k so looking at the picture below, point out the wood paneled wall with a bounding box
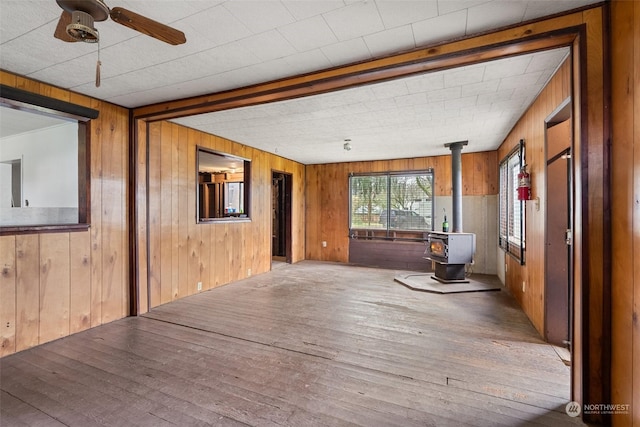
[0,71,129,357]
[611,0,640,425]
[305,151,498,263]
[497,59,572,336]
[142,121,305,310]
[497,6,612,418]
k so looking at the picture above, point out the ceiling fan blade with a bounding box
[109,7,186,45]
[54,11,78,42]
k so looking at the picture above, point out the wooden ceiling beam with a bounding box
[132,11,585,123]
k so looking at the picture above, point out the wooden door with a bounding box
[545,118,572,347]
[272,172,292,263]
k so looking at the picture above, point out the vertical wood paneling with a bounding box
[160,121,173,304]
[69,231,91,334]
[305,165,322,260]
[177,123,189,300]
[0,236,16,356]
[148,122,162,308]
[583,8,607,411]
[15,234,39,352]
[170,124,180,298]
[0,72,129,357]
[101,105,128,323]
[570,35,585,407]
[305,152,498,263]
[135,121,149,314]
[39,233,70,344]
[611,0,639,425]
[634,3,640,421]
[496,60,571,337]
[187,127,200,295]
[90,98,104,327]
[145,122,306,308]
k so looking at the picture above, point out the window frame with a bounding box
[0,85,96,235]
[196,146,251,223]
[499,139,526,263]
[349,169,434,239]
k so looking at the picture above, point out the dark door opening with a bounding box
[272,171,292,264]
[545,117,573,348]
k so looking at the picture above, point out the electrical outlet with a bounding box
[247,268,252,277]
[522,281,526,293]
[197,281,202,291]
[322,241,327,248]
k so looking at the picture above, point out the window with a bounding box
[197,147,250,221]
[0,85,96,233]
[349,170,434,233]
[499,140,525,262]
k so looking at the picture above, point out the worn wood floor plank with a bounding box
[1,261,583,426]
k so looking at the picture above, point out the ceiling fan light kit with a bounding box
[66,10,100,42]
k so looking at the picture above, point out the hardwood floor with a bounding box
[1,261,582,426]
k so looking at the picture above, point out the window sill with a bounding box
[0,223,90,236]
[198,217,251,224]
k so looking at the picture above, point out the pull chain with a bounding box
[95,38,101,87]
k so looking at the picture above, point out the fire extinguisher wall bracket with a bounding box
[517,164,532,201]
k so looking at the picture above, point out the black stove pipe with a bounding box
[444,141,468,233]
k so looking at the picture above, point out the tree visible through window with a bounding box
[499,141,525,262]
[349,171,434,233]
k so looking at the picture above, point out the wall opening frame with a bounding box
[0,85,98,235]
[196,146,251,222]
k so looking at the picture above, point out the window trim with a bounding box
[349,169,434,240]
[499,139,526,263]
[196,146,251,223]
[0,87,96,236]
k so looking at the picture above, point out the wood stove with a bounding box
[425,231,475,282]
[425,141,476,283]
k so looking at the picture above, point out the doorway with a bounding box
[272,171,292,264]
[545,113,573,349]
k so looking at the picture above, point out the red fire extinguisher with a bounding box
[517,165,532,201]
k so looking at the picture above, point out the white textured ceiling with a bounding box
[0,0,600,163]
[173,47,569,163]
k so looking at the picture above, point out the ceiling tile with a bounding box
[437,0,488,15]
[282,0,346,20]
[404,73,445,93]
[235,30,297,61]
[320,38,372,66]
[278,15,338,52]
[461,79,500,97]
[466,1,527,34]
[412,10,467,46]
[444,66,485,87]
[223,0,296,34]
[181,4,252,45]
[322,0,385,41]
[374,0,438,28]
[363,25,416,57]
[498,71,544,90]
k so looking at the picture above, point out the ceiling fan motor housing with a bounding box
[67,10,99,42]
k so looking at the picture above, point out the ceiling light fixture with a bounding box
[343,139,352,151]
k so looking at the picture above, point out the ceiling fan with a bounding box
[54,0,186,45]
